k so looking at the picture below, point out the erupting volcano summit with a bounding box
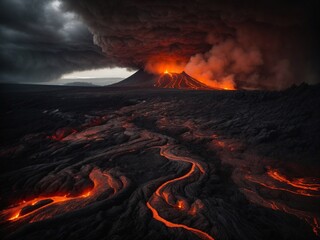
[113,69,214,90]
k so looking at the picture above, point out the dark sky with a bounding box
[0,0,319,89]
[0,0,115,83]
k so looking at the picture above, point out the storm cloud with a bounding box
[0,0,115,83]
[1,0,319,89]
[63,0,320,89]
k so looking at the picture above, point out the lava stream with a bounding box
[147,202,214,240]
[267,169,320,191]
[147,145,214,240]
[245,175,320,197]
[243,168,320,236]
[1,168,125,223]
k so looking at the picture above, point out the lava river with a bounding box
[147,144,214,240]
[0,168,128,223]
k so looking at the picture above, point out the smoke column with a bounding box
[64,0,320,90]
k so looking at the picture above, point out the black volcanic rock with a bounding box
[112,69,156,88]
[20,199,53,216]
[0,84,319,240]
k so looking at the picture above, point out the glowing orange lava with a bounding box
[245,175,320,197]
[2,169,126,223]
[145,54,186,75]
[144,53,236,90]
[267,169,320,191]
[243,167,320,236]
[147,145,214,240]
[147,202,214,240]
[155,71,212,90]
[6,190,92,222]
[184,69,236,90]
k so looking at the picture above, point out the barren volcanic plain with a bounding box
[0,83,319,240]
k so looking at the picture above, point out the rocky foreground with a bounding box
[0,84,319,240]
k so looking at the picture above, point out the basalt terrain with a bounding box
[0,83,319,240]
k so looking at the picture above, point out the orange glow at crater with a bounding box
[145,55,186,75]
[144,54,237,90]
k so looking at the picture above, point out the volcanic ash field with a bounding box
[0,84,320,240]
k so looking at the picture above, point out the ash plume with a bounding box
[64,0,320,90]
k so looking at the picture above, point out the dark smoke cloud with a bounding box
[64,0,320,90]
[0,0,116,83]
[1,0,319,88]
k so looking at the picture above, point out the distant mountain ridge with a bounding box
[64,82,98,87]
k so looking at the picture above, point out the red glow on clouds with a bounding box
[144,54,236,90]
[145,55,186,75]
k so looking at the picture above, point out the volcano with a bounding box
[112,69,213,90]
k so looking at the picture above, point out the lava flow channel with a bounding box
[243,167,320,236]
[1,168,126,223]
[146,144,215,240]
[267,169,320,192]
